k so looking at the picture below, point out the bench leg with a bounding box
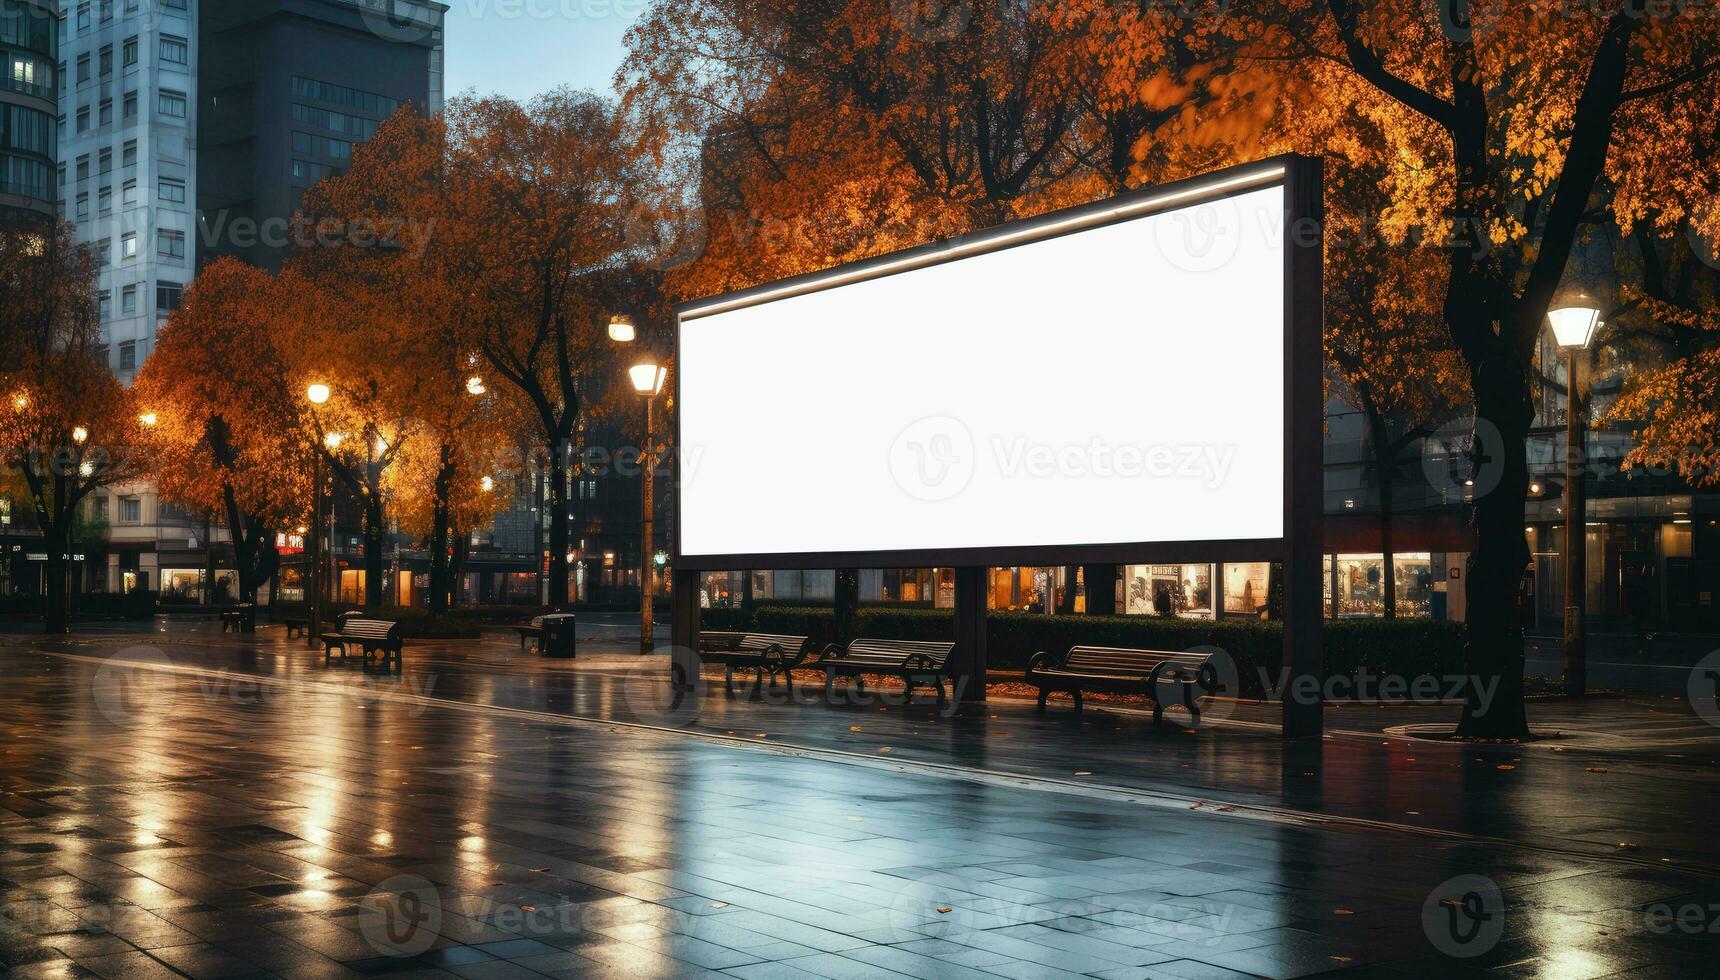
[1182,681,1200,726]
[824,670,836,699]
[902,678,915,703]
[1072,690,1084,712]
[1036,688,1048,710]
[935,679,946,705]
[783,669,794,694]
[723,666,734,695]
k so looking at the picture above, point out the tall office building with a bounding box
[1,0,57,221]
[54,0,444,599]
[199,0,445,270]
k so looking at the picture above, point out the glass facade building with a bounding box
[0,0,56,217]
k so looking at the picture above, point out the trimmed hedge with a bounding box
[723,606,1466,694]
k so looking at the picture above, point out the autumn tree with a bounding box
[1162,0,1720,737]
[0,218,141,632]
[1322,132,1468,617]
[132,259,310,604]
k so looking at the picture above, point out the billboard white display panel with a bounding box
[676,170,1291,566]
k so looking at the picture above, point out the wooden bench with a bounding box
[1026,645,1222,726]
[320,615,405,671]
[219,604,255,634]
[819,638,955,704]
[696,631,812,694]
[513,616,545,652]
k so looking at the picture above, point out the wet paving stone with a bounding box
[1,625,1718,977]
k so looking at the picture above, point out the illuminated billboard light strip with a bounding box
[679,163,1288,321]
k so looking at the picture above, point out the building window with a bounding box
[97,289,111,318]
[76,54,90,84]
[123,36,138,68]
[157,228,185,258]
[75,192,88,219]
[156,281,182,312]
[97,185,110,213]
[121,178,137,206]
[93,239,110,265]
[160,35,187,65]
[122,91,136,119]
[157,90,186,118]
[76,155,89,181]
[120,497,141,523]
[76,3,91,32]
[121,231,136,258]
[98,44,111,77]
[121,284,137,313]
[98,148,111,174]
[118,341,136,370]
[122,140,137,166]
[98,98,112,126]
[158,178,184,203]
[76,106,89,132]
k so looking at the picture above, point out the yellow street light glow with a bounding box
[608,315,636,343]
[480,475,495,492]
[71,425,88,444]
[630,363,668,396]
[1548,296,1602,350]
[139,412,158,427]
[306,383,331,405]
[11,394,26,411]
[465,376,487,396]
[324,432,345,449]
[79,461,94,477]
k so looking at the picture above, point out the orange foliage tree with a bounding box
[132,259,311,604]
[1111,0,1720,737]
[0,219,141,632]
[298,94,660,609]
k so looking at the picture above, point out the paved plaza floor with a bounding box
[1,619,1718,978]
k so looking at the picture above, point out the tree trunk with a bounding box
[547,442,570,609]
[429,500,451,615]
[834,569,860,645]
[449,532,469,608]
[42,521,69,634]
[1363,413,1398,619]
[1456,352,1534,740]
[428,451,454,614]
[362,494,385,610]
[1082,564,1116,616]
[223,485,277,604]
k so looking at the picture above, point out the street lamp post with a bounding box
[306,384,332,641]
[630,362,668,652]
[1548,299,1601,698]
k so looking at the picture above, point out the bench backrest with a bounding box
[529,616,545,628]
[342,618,399,641]
[1063,646,1210,675]
[740,632,809,655]
[698,630,747,651]
[842,638,954,667]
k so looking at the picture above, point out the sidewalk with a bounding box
[27,621,1720,871]
[3,623,1719,978]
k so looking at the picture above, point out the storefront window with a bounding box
[1223,562,1271,617]
[1124,564,1213,618]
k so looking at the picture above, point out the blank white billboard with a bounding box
[677,178,1288,562]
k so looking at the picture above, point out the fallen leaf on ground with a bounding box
[1586,767,1609,773]
[937,906,952,914]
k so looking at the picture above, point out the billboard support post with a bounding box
[1282,155,1325,739]
[952,566,988,702]
[670,568,701,692]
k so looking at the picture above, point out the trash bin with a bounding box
[540,613,577,659]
